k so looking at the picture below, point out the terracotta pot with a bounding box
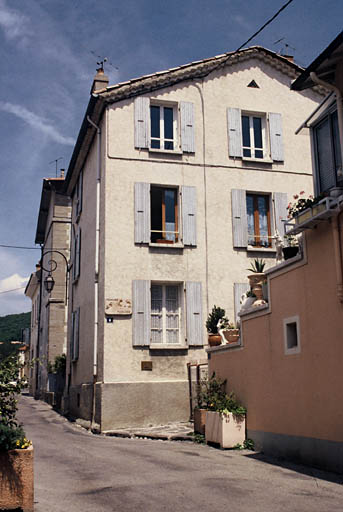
[247,273,266,306]
[194,408,206,435]
[0,445,34,512]
[208,334,222,346]
[225,329,240,343]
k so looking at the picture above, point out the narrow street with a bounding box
[18,394,343,512]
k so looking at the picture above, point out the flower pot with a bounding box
[247,273,266,307]
[282,246,299,260]
[295,208,312,224]
[194,408,206,435]
[224,329,240,343]
[205,411,245,448]
[208,334,222,346]
[0,445,34,512]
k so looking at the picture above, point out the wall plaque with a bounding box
[105,298,132,316]
[141,361,153,371]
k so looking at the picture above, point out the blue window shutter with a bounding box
[273,192,288,237]
[134,97,150,149]
[180,102,195,153]
[134,182,150,243]
[186,282,203,346]
[269,113,284,161]
[75,227,81,279]
[227,108,243,158]
[234,283,250,325]
[75,308,80,360]
[182,186,196,246]
[132,280,151,346]
[231,189,248,247]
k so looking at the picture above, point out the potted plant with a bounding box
[0,354,34,512]
[206,305,229,346]
[199,373,246,448]
[224,322,240,343]
[247,259,267,307]
[287,191,325,225]
[282,234,299,260]
[47,354,66,408]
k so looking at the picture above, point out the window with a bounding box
[227,108,284,162]
[283,316,300,355]
[134,183,196,246]
[150,105,176,150]
[71,308,80,361]
[73,227,81,280]
[231,189,288,249]
[75,170,83,218]
[151,284,181,344]
[314,109,342,194]
[134,97,195,153]
[242,114,265,159]
[151,186,178,243]
[246,194,271,247]
[132,280,203,347]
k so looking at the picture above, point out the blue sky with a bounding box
[0,0,342,315]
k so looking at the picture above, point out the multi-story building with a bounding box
[24,266,40,395]
[63,45,323,430]
[25,172,71,399]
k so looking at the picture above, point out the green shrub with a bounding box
[0,423,26,451]
[196,373,246,416]
[206,306,229,334]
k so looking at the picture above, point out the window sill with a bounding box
[242,156,273,164]
[149,344,188,350]
[148,148,183,155]
[149,242,184,249]
[247,246,276,253]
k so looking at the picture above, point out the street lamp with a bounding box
[40,250,70,304]
[44,272,55,293]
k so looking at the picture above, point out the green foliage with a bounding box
[53,354,66,375]
[243,438,255,450]
[0,423,25,451]
[196,373,246,416]
[206,306,229,334]
[187,432,206,444]
[0,354,27,428]
[247,258,266,273]
[0,312,30,359]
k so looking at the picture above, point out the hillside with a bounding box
[0,311,31,358]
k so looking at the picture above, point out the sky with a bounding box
[0,0,342,316]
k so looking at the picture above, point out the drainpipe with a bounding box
[310,73,343,303]
[86,114,101,425]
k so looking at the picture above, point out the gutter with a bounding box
[86,114,101,427]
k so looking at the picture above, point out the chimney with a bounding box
[35,263,41,271]
[91,66,109,94]
[60,169,65,179]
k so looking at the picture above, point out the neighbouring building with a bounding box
[209,32,343,473]
[63,45,323,430]
[25,172,71,400]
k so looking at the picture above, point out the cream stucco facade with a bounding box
[65,47,323,430]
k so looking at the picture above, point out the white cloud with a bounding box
[0,0,32,44]
[0,273,31,316]
[0,273,29,294]
[0,101,75,146]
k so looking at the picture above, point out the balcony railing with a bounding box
[285,196,339,236]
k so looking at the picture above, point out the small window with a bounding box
[246,194,271,247]
[242,114,266,159]
[75,170,83,218]
[283,316,300,355]
[150,105,177,150]
[151,186,178,243]
[151,284,181,345]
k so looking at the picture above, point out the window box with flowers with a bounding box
[286,191,338,235]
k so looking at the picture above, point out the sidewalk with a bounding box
[101,421,195,441]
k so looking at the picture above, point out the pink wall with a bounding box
[209,220,343,445]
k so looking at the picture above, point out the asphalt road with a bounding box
[17,394,343,512]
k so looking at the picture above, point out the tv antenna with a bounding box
[90,51,119,71]
[49,157,63,177]
[273,37,296,56]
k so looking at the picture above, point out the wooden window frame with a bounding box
[151,186,179,243]
[247,193,272,248]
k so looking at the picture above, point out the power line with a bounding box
[0,286,26,295]
[0,244,69,251]
[236,0,295,51]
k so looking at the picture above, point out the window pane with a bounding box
[246,195,255,245]
[242,116,251,148]
[332,112,342,183]
[255,149,263,159]
[151,285,162,343]
[166,329,178,344]
[151,187,163,242]
[150,106,160,138]
[258,196,269,247]
[164,107,173,138]
[316,118,335,192]
[253,117,263,149]
[151,139,160,149]
[165,189,176,241]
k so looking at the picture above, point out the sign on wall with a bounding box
[105,298,132,316]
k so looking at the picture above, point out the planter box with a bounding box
[194,408,206,435]
[205,411,245,448]
[0,445,34,512]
